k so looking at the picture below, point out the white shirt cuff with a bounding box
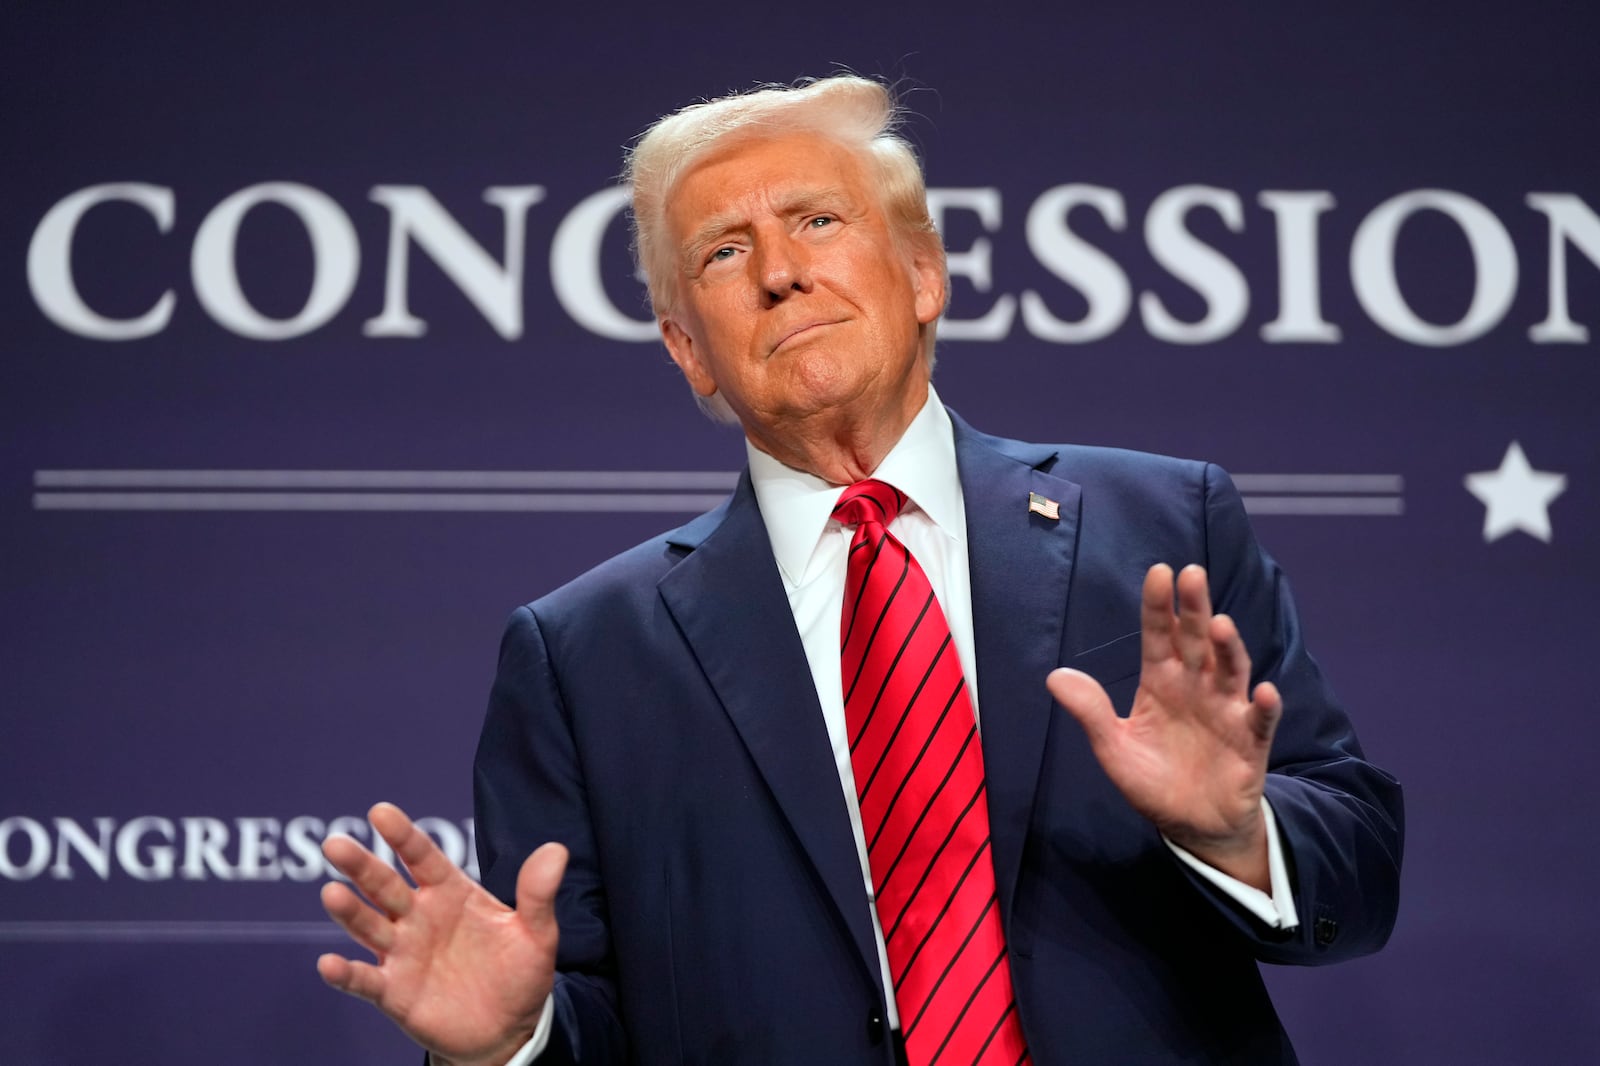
[502,996,555,1065]
[1164,796,1299,930]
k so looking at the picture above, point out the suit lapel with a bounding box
[952,414,1083,927]
[657,473,884,987]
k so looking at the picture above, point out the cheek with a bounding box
[864,273,925,343]
[697,291,758,344]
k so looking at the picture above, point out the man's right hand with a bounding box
[318,802,565,1066]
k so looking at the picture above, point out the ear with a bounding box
[908,240,947,326]
[659,316,718,398]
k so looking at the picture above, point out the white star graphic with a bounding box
[1464,441,1568,543]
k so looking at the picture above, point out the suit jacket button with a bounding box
[1314,916,1339,945]
[866,1007,885,1045]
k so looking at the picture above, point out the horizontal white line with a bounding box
[31,471,1406,516]
[1229,474,1403,493]
[33,491,1402,516]
[36,470,1402,494]
[1241,496,1404,515]
[33,492,734,512]
[0,921,340,943]
[35,469,741,491]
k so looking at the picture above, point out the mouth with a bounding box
[771,319,843,354]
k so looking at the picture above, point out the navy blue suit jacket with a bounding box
[473,413,1403,1065]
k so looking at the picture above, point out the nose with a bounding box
[755,230,812,305]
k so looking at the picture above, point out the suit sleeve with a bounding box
[1198,462,1405,964]
[473,605,629,1064]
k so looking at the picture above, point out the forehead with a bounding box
[667,131,874,234]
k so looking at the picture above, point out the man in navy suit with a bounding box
[318,76,1402,1065]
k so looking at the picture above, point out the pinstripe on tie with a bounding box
[834,479,1030,1066]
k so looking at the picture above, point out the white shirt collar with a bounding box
[747,386,966,587]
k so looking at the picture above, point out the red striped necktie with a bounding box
[833,479,1030,1066]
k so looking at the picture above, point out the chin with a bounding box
[784,369,876,419]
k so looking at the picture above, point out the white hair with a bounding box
[624,75,947,422]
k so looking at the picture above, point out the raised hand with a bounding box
[1047,563,1282,888]
[318,803,565,1066]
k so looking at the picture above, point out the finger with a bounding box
[369,802,460,890]
[317,952,388,1004]
[322,832,414,919]
[1174,565,1213,671]
[1047,667,1117,754]
[516,842,570,942]
[1140,563,1176,664]
[1208,613,1251,697]
[320,880,394,956]
[1247,681,1284,744]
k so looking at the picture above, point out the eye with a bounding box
[808,215,836,229]
[708,246,736,263]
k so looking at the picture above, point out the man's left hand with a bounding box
[1047,563,1282,889]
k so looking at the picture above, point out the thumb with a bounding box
[515,842,569,941]
[1047,667,1117,749]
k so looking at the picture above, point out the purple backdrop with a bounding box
[3,6,1596,1063]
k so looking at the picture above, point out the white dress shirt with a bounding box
[502,386,1295,1064]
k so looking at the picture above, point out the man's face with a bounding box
[658,132,944,459]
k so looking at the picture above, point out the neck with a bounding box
[745,384,928,485]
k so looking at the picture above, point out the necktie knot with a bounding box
[831,479,907,530]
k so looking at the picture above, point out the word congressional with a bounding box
[0,813,477,882]
[27,181,1599,346]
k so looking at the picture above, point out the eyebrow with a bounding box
[683,212,748,266]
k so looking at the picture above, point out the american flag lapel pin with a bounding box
[1028,491,1060,520]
